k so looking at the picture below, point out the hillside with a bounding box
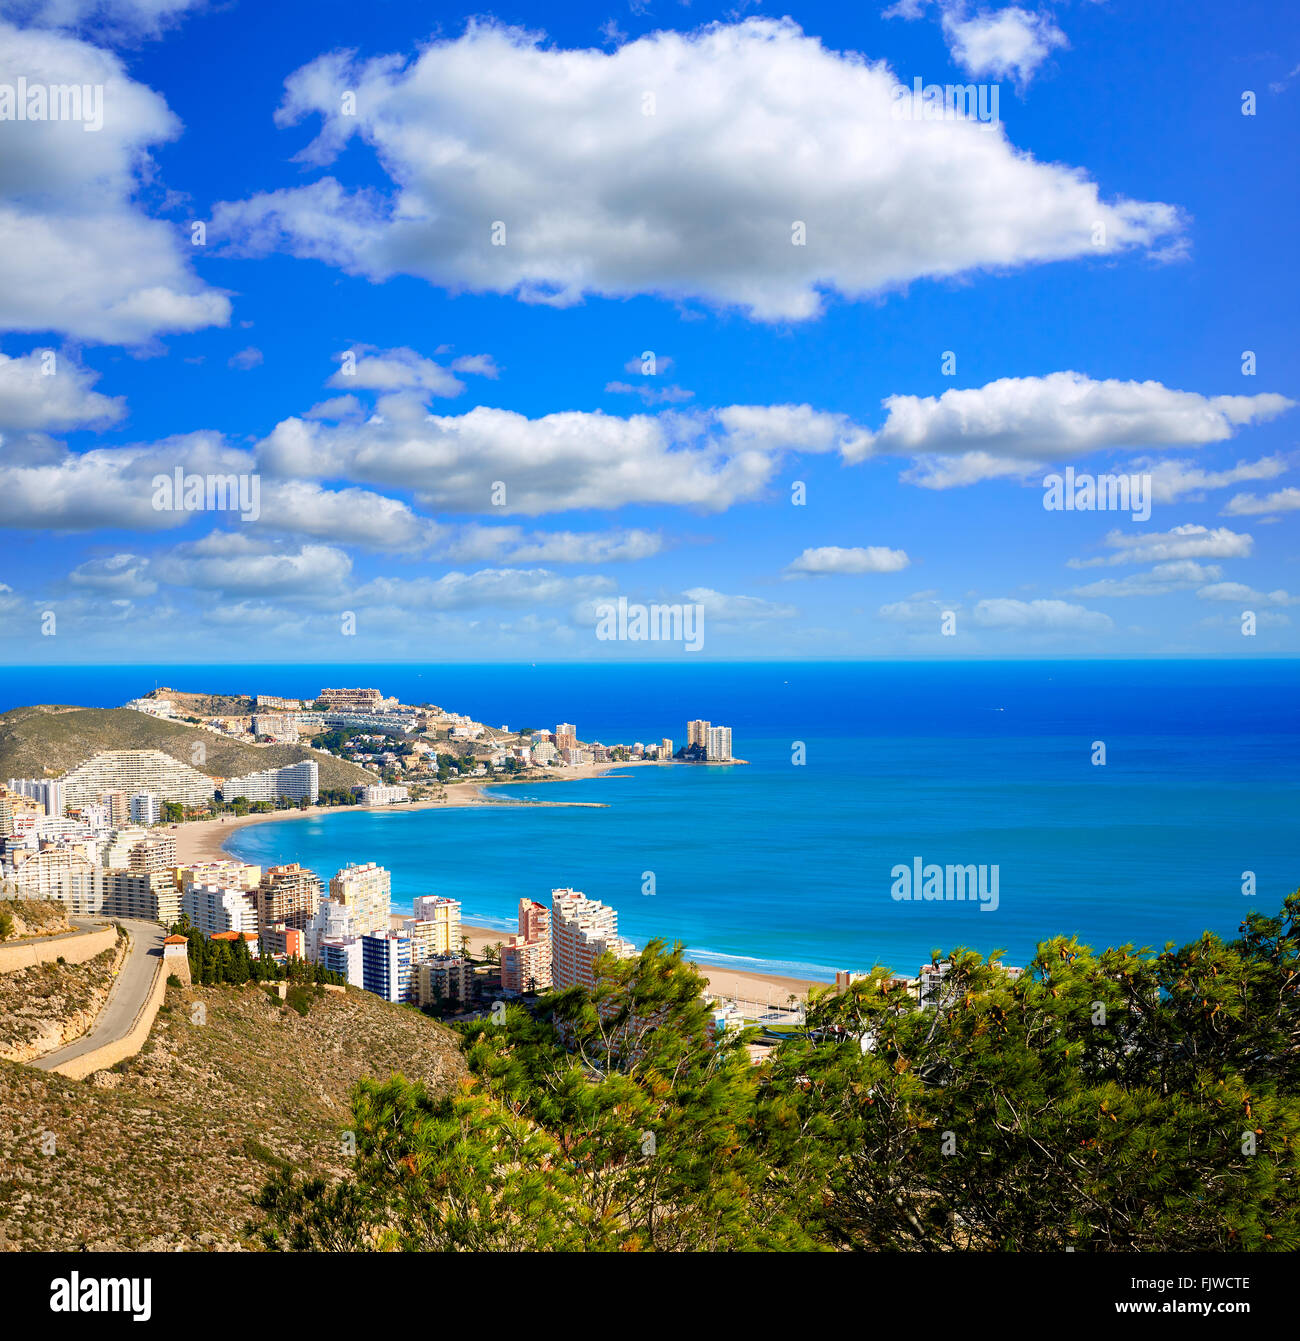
[0,704,373,792]
[0,980,466,1249]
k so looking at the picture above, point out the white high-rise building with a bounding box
[222,759,318,804]
[130,791,161,826]
[6,778,67,817]
[182,883,260,938]
[705,725,733,761]
[58,750,215,809]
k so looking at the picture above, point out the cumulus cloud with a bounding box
[153,533,353,596]
[0,22,229,342]
[327,345,472,398]
[1222,486,1300,517]
[0,349,124,430]
[211,19,1180,322]
[941,6,1067,86]
[257,397,850,515]
[858,373,1294,482]
[354,568,615,612]
[1067,523,1254,569]
[786,545,911,575]
[0,433,252,530]
[447,526,663,564]
[254,480,443,552]
[886,1,1068,87]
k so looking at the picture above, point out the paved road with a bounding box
[32,919,166,1072]
[5,916,105,948]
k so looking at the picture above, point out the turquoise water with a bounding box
[202,660,1300,982]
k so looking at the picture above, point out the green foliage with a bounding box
[758,891,1300,1251]
[253,895,1300,1253]
[184,928,345,989]
[0,909,15,941]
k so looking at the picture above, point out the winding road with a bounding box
[31,919,166,1073]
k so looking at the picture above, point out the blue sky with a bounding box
[0,0,1297,662]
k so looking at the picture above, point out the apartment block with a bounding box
[182,883,259,938]
[705,726,733,761]
[687,720,710,748]
[222,759,318,804]
[500,897,552,993]
[329,861,391,937]
[362,931,412,1003]
[319,936,363,986]
[416,955,475,1008]
[411,894,462,955]
[257,862,324,933]
[550,887,637,990]
[129,791,161,826]
[6,848,103,914]
[105,870,181,925]
[59,749,215,810]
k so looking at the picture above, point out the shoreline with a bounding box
[167,761,821,1005]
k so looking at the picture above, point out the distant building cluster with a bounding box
[686,720,734,760]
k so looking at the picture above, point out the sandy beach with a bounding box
[168,764,820,1006]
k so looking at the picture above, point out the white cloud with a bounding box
[0,349,124,430]
[879,594,951,624]
[941,6,1068,86]
[1131,454,1289,503]
[211,19,1180,322]
[1068,523,1254,568]
[971,597,1112,633]
[0,0,206,41]
[228,347,263,371]
[886,1,1068,88]
[327,345,469,398]
[257,398,835,515]
[1068,561,1223,599]
[255,480,443,552]
[67,552,156,595]
[447,526,663,564]
[682,587,798,621]
[0,22,230,343]
[354,568,615,612]
[786,545,911,575]
[1196,582,1296,606]
[154,533,353,596]
[0,434,252,531]
[1222,486,1300,516]
[856,373,1294,480]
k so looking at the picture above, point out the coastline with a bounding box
[167,762,819,1006]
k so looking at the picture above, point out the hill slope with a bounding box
[0,704,372,792]
[0,981,466,1249]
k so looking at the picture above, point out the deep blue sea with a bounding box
[2,661,1297,982]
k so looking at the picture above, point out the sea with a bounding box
[2,660,1297,983]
